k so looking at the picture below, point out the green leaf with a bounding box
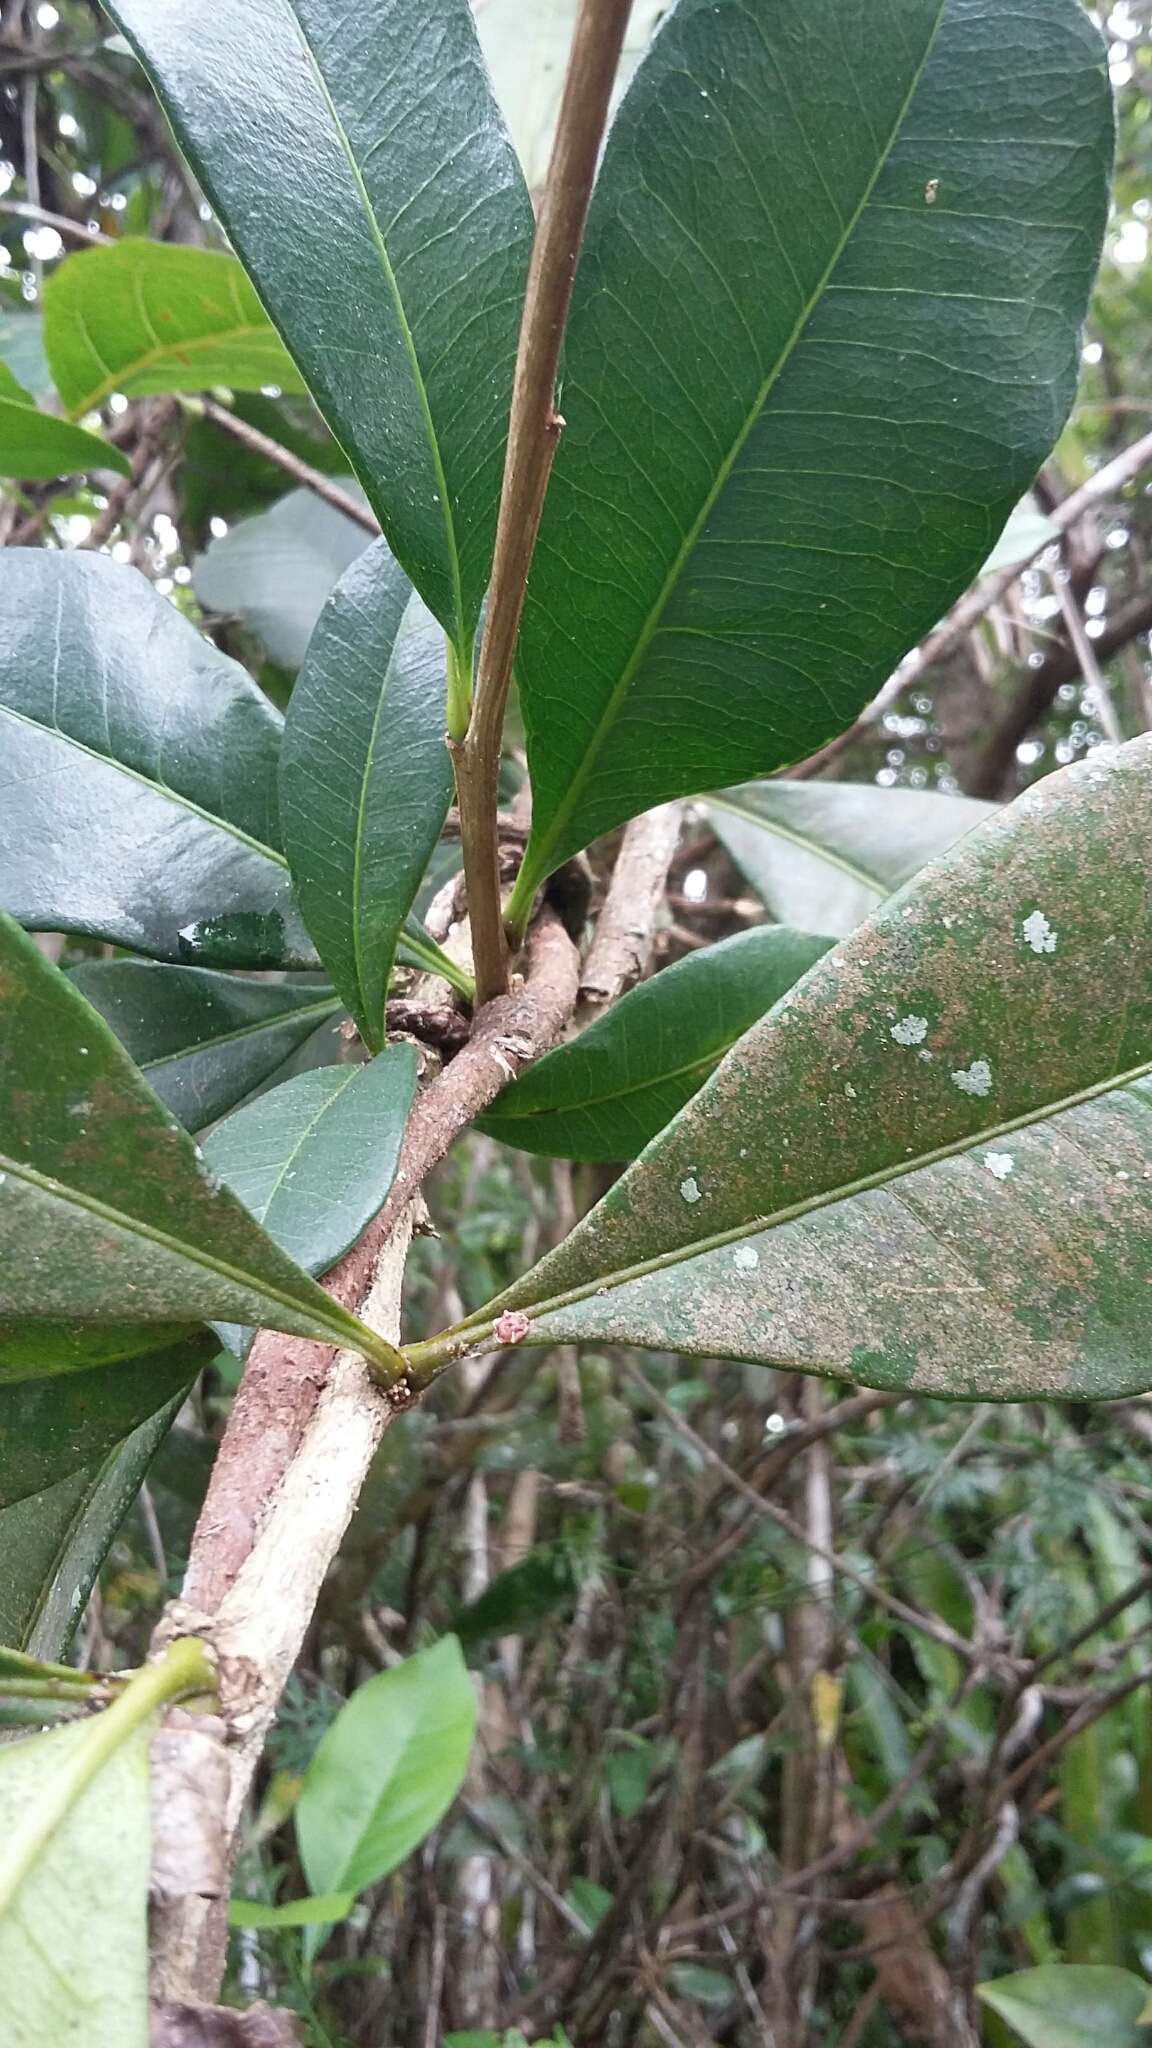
[0,1334,211,1510]
[478,927,832,1160]
[0,1639,210,2047]
[280,542,456,1051]
[708,782,997,938]
[228,1890,356,1930]
[507,0,1112,913]
[605,1739,659,1820]
[106,0,533,648]
[0,309,51,399]
[0,1714,151,2044]
[296,1637,475,1911]
[453,1543,578,1645]
[43,240,304,417]
[0,913,403,1379]
[981,494,1060,576]
[0,361,131,480]
[67,962,341,1131]
[0,1400,181,1659]
[452,740,1152,1403]
[977,1966,1152,2047]
[566,1879,614,1933]
[0,549,311,966]
[202,1048,417,1277]
[0,1317,189,1384]
[191,483,370,671]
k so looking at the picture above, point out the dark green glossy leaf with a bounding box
[708,782,997,938]
[43,240,304,416]
[0,914,403,1378]
[0,1335,212,1510]
[478,927,832,1160]
[0,1399,180,1659]
[508,0,1112,912]
[296,1638,475,1905]
[977,1966,1152,2048]
[192,483,370,671]
[453,741,1152,1402]
[281,542,456,1050]
[68,961,341,1130]
[0,550,312,966]
[0,1319,186,1383]
[203,1047,417,1276]
[0,361,130,481]
[106,0,533,650]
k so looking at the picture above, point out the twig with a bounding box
[182,909,579,1618]
[626,1364,976,1664]
[576,803,684,1022]
[192,398,380,535]
[149,913,578,2004]
[454,0,635,1003]
[0,197,110,245]
[790,426,1152,779]
[1053,564,1124,742]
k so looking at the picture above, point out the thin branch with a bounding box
[192,398,380,534]
[454,0,635,1004]
[1053,562,1124,743]
[790,426,1152,779]
[625,1364,976,1664]
[0,197,110,245]
[150,917,579,2003]
[576,802,684,1023]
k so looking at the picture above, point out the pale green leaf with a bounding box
[977,1965,1152,2047]
[191,483,370,671]
[43,240,304,417]
[708,781,997,938]
[297,1638,476,1904]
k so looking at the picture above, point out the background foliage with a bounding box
[1,1,1151,2044]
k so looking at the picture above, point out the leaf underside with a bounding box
[474,740,1152,1403]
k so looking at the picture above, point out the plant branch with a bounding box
[149,911,579,2003]
[454,0,635,1005]
[576,801,684,1023]
[190,399,381,534]
[790,426,1152,780]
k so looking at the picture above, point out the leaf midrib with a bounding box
[142,995,340,1073]
[217,1068,359,1238]
[0,1148,355,1346]
[488,1049,724,1128]
[281,0,465,646]
[519,5,949,895]
[0,701,286,869]
[707,794,887,901]
[460,1058,1152,1338]
[66,319,291,419]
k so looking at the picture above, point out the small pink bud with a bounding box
[493,1310,532,1345]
